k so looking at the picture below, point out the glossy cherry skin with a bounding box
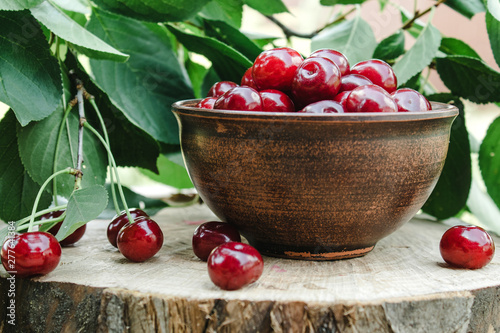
[117,216,164,262]
[299,100,345,113]
[440,225,495,269]
[339,74,372,93]
[260,89,295,112]
[192,221,241,261]
[207,81,239,98]
[391,88,432,112]
[214,86,263,111]
[40,210,86,246]
[107,208,149,247]
[291,57,341,109]
[334,90,351,109]
[345,85,398,113]
[241,67,259,90]
[252,47,303,92]
[196,97,217,109]
[350,59,397,93]
[1,232,62,278]
[207,242,264,290]
[309,49,350,75]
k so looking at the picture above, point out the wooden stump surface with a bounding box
[1,204,499,333]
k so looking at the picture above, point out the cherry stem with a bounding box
[53,102,75,206]
[87,97,121,215]
[28,168,74,233]
[15,204,67,229]
[17,214,66,232]
[82,122,134,224]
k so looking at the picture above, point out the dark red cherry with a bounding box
[1,232,62,278]
[241,67,259,90]
[309,49,350,75]
[345,85,398,113]
[107,208,148,247]
[117,216,164,262]
[440,225,495,269]
[299,100,345,113]
[192,221,241,261]
[339,74,372,93]
[196,97,217,109]
[40,210,86,246]
[334,90,351,109]
[260,89,295,112]
[207,81,239,98]
[252,47,303,92]
[214,86,263,111]
[207,242,264,290]
[391,88,432,112]
[350,59,397,93]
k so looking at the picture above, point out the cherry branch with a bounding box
[72,72,85,190]
[401,0,447,30]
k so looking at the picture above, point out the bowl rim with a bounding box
[172,99,459,122]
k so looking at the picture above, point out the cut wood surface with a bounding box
[1,204,499,332]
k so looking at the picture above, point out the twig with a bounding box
[401,0,447,30]
[72,72,85,190]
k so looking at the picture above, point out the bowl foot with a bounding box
[254,244,375,261]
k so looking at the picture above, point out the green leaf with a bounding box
[0,0,43,10]
[393,18,441,85]
[140,154,193,189]
[200,0,243,28]
[486,11,500,68]
[51,0,90,14]
[439,37,481,58]
[320,0,366,5]
[445,0,485,19]
[311,11,377,65]
[488,0,500,21]
[91,0,211,22]
[87,8,194,145]
[0,111,51,222]
[17,106,108,198]
[55,185,108,241]
[422,94,471,219]
[436,55,500,104]
[30,1,128,62]
[0,10,62,126]
[186,58,209,99]
[244,0,288,15]
[372,30,405,60]
[100,184,169,219]
[479,115,500,211]
[167,23,252,83]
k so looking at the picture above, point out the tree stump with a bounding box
[1,204,499,332]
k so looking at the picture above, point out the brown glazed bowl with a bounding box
[172,100,458,260]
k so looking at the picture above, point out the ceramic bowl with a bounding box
[172,100,458,260]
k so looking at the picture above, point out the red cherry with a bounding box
[207,81,239,98]
[260,89,295,112]
[391,88,432,112]
[339,74,372,93]
[334,90,351,109]
[299,100,345,113]
[309,48,350,75]
[440,225,495,269]
[117,216,164,262]
[40,210,86,246]
[350,59,397,93]
[345,85,398,113]
[207,242,264,290]
[192,221,241,261]
[196,97,217,109]
[252,47,303,92]
[107,208,148,247]
[291,57,341,109]
[1,232,62,278]
[241,67,259,90]
[214,86,263,111]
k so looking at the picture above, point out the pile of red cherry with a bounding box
[197,47,432,113]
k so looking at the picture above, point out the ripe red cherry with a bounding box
[196,97,217,109]
[214,86,263,111]
[260,89,295,112]
[339,74,372,93]
[207,81,239,98]
[1,232,62,278]
[241,67,259,90]
[192,221,241,261]
[107,208,148,247]
[40,210,86,246]
[345,85,398,113]
[440,225,495,269]
[309,49,350,75]
[117,216,164,262]
[299,100,345,113]
[334,90,351,109]
[252,47,303,92]
[207,242,264,290]
[350,59,397,93]
[291,57,341,109]
[391,88,432,112]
